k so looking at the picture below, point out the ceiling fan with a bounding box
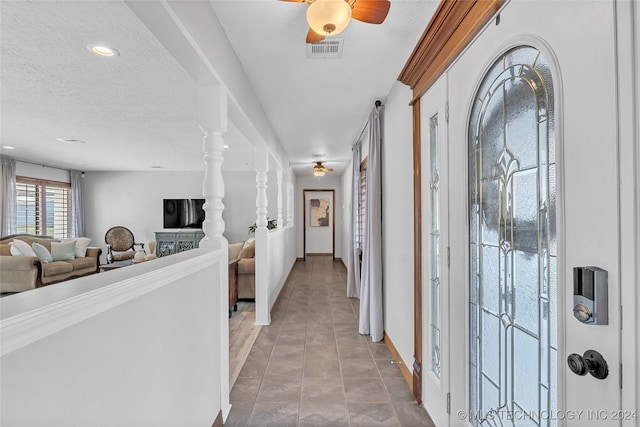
[280,0,391,44]
[311,161,334,176]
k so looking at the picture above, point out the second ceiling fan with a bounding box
[281,0,391,44]
[311,161,334,176]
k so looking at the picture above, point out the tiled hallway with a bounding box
[225,256,435,426]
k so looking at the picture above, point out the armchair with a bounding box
[104,226,143,264]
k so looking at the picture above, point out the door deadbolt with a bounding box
[567,350,608,379]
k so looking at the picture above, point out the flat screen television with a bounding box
[163,199,205,229]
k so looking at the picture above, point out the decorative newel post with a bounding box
[256,170,268,229]
[255,148,270,325]
[201,129,225,244]
[276,169,283,229]
[287,183,294,226]
[198,84,228,249]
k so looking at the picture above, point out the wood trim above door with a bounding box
[303,189,336,261]
[398,0,504,102]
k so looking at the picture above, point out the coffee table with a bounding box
[100,259,133,272]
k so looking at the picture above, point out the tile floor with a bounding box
[225,255,435,427]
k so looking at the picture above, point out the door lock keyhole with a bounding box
[567,350,608,379]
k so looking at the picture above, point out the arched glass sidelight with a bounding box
[468,46,556,426]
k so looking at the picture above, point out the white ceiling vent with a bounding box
[307,38,344,59]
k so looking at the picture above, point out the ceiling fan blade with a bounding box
[306,29,325,44]
[279,0,306,2]
[326,168,334,172]
[351,0,391,25]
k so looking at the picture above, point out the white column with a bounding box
[201,130,225,242]
[198,84,228,248]
[255,147,271,325]
[276,169,283,229]
[197,84,231,421]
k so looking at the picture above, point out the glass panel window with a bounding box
[429,113,442,378]
[16,177,71,238]
[468,46,556,427]
[357,158,367,253]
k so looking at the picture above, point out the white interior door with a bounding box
[445,1,623,426]
[420,74,450,426]
[305,191,333,255]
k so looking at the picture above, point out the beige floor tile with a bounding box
[228,256,434,426]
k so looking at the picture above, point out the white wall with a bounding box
[222,170,256,244]
[295,174,342,260]
[380,82,415,369]
[83,171,204,261]
[1,250,222,426]
[15,161,70,183]
[304,190,334,254]
[267,226,296,309]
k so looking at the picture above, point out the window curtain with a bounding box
[346,142,361,298]
[70,170,84,238]
[359,103,384,342]
[1,156,17,237]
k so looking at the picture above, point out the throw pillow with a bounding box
[51,240,77,261]
[238,240,255,259]
[242,237,255,249]
[32,242,54,263]
[9,239,38,257]
[63,237,91,257]
[75,237,91,257]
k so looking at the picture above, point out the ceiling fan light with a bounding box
[307,0,352,37]
[314,170,325,176]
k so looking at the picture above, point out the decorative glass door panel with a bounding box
[430,113,442,379]
[468,46,556,426]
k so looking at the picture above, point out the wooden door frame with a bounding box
[302,189,336,261]
[398,0,504,404]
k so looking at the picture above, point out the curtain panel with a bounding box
[359,104,384,342]
[1,156,17,237]
[69,170,84,238]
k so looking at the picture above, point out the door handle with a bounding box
[567,350,608,379]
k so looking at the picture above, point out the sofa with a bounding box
[228,238,255,300]
[0,234,102,293]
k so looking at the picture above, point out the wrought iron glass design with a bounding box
[429,113,442,378]
[468,46,556,426]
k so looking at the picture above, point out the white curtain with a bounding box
[346,142,361,298]
[1,156,17,237]
[70,170,84,238]
[359,104,384,342]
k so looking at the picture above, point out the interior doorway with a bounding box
[302,189,335,261]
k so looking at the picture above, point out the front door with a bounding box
[444,1,623,425]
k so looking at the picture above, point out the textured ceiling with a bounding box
[1,0,436,174]
[0,0,253,172]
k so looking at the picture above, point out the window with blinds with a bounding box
[16,177,71,238]
[356,157,368,252]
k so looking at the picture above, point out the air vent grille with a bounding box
[307,38,343,59]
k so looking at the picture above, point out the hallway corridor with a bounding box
[225,256,435,426]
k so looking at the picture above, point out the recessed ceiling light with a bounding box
[243,162,253,166]
[224,144,230,149]
[2,146,16,150]
[87,44,119,57]
[56,138,86,144]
